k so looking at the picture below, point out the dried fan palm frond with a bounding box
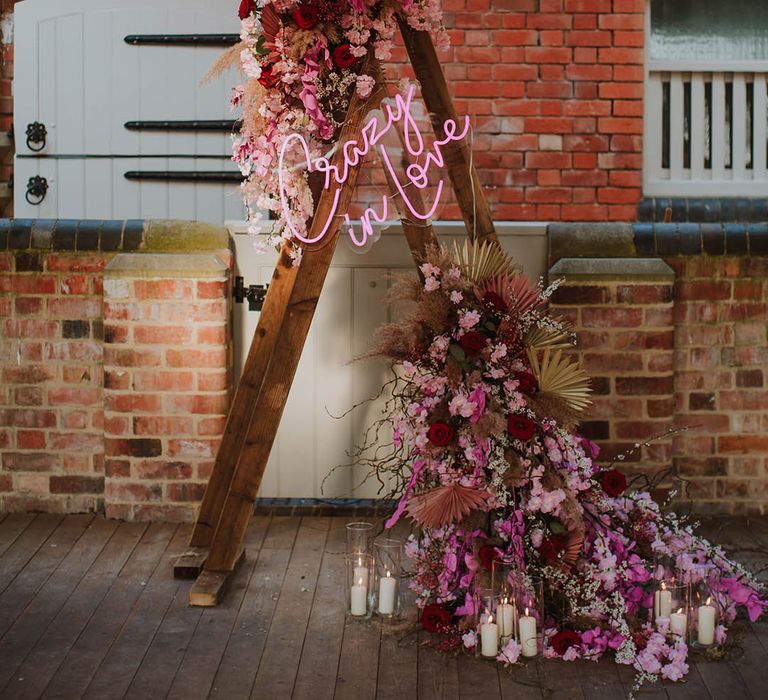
[526,393,581,432]
[524,321,574,350]
[508,273,544,315]
[407,483,490,529]
[261,3,282,44]
[452,240,519,283]
[527,348,592,412]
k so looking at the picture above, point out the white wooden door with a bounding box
[230,223,548,499]
[14,0,244,223]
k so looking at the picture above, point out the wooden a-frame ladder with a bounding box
[175,20,499,606]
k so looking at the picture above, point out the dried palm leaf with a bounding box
[476,273,542,315]
[451,240,519,283]
[527,348,592,412]
[524,322,573,350]
[261,3,282,44]
[407,483,490,529]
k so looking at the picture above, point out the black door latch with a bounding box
[26,122,47,152]
[25,176,48,205]
[233,276,269,311]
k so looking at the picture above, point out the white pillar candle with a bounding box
[497,599,516,640]
[670,608,687,638]
[519,608,538,657]
[350,576,368,616]
[654,583,672,620]
[697,598,715,645]
[378,571,397,615]
[480,614,499,657]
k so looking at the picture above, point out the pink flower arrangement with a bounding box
[362,243,766,690]
[231,1,447,255]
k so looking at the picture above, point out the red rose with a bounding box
[292,5,319,30]
[507,414,536,441]
[478,545,497,572]
[258,64,280,89]
[458,331,487,357]
[483,290,508,313]
[514,371,537,395]
[600,468,627,498]
[238,0,255,20]
[427,422,455,447]
[332,44,358,69]
[421,603,452,633]
[539,534,566,563]
[551,629,581,656]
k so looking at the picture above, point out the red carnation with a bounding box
[514,371,537,395]
[600,469,627,498]
[478,545,497,572]
[551,629,581,656]
[539,534,566,563]
[421,603,452,633]
[292,4,320,30]
[258,64,280,89]
[507,414,536,441]
[332,44,358,69]
[427,422,455,447]
[458,331,487,357]
[238,0,255,20]
[483,290,508,313]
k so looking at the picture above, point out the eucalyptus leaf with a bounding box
[549,520,566,535]
[449,344,466,362]
[255,35,269,56]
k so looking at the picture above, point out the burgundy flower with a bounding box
[551,629,581,656]
[600,469,627,498]
[258,64,280,89]
[332,44,358,69]
[507,414,536,441]
[539,534,566,563]
[292,4,320,30]
[458,331,487,357]
[421,603,452,633]
[483,290,508,313]
[427,422,455,447]
[478,545,497,572]
[514,371,537,395]
[238,0,255,20]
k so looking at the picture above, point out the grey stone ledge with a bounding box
[104,253,229,278]
[549,257,675,281]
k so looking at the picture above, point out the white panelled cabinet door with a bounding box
[14,0,244,223]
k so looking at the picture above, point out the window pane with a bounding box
[651,0,768,62]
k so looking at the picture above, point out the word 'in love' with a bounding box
[278,85,470,248]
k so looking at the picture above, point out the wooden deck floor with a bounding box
[0,513,766,700]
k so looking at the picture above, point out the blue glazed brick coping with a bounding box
[637,197,768,223]
[254,497,397,517]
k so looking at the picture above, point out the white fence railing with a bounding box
[644,69,768,196]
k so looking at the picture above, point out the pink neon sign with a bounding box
[278,84,470,248]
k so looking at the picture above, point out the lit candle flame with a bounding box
[706,596,712,606]
[357,577,363,586]
[661,581,667,591]
[502,597,508,605]
[386,570,391,578]
[675,608,683,615]
[489,615,494,624]
[525,607,529,616]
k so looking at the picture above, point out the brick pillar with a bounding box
[550,257,675,483]
[103,253,230,521]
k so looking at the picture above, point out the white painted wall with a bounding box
[230,222,548,499]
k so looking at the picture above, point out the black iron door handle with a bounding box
[25,176,48,205]
[25,122,47,152]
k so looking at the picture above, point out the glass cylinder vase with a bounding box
[346,553,373,619]
[346,521,374,556]
[476,588,499,658]
[513,575,544,658]
[492,556,519,644]
[653,578,690,638]
[374,538,402,618]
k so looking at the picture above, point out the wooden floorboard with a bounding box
[39,523,177,700]
[2,521,146,700]
[0,516,113,694]
[0,514,766,700]
[165,517,272,700]
[249,517,330,699]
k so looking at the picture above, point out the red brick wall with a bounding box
[551,254,768,515]
[0,245,232,521]
[356,0,645,221]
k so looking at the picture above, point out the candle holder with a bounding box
[476,588,499,658]
[491,556,519,644]
[691,582,720,648]
[346,521,374,556]
[652,578,690,638]
[346,553,373,619]
[373,538,402,619]
[513,574,544,658]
